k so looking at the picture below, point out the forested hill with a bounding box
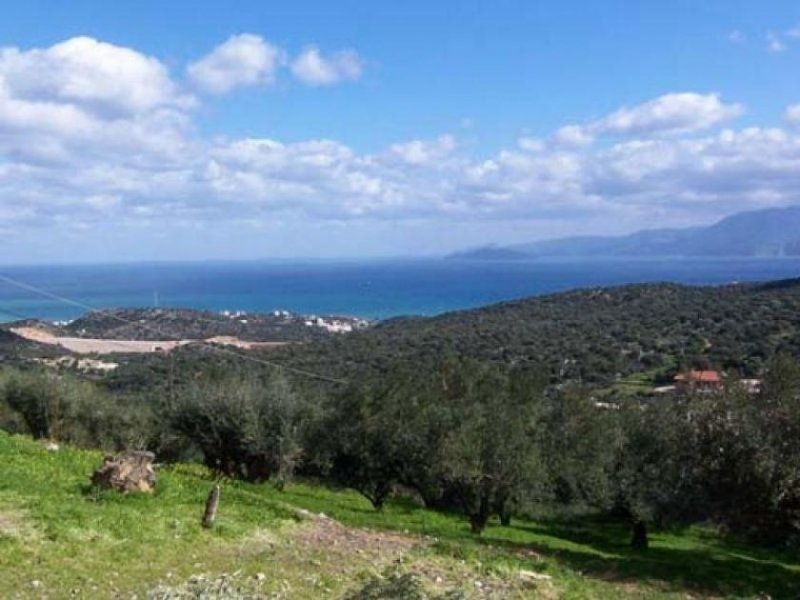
[278,278,800,385]
[62,307,367,342]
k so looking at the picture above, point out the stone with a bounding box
[90,451,156,493]
[519,570,552,582]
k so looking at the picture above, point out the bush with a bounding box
[0,368,152,450]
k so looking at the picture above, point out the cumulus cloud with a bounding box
[290,46,363,86]
[0,39,797,249]
[0,36,189,116]
[593,92,743,138]
[547,93,742,150]
[0,37,193,166]
[187,34,284,94]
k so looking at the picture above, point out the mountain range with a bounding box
[449,206,800,260]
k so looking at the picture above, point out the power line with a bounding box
[0,272,348,385]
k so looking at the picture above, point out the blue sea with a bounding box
[0,258,799,323]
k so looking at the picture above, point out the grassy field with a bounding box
[1,431,798,599]
[606,356,678,397]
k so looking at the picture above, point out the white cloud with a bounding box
[786,104,800,125]
[290,46,363,86]
[0,37,193,166]
[767,31,787,53]
[187,34,284,94]
[546,94,742,150]
[517,137,545,152]
[388,135,456,165]
[0,38,798,254]
[0,36,189,116]
[552,125,595,148]
[590,92,744,137]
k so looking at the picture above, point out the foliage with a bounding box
[275,280,800,388]
[169,371,317,483]
[541,385,621,510]
[612,355,800,547]
[0,368,152,449]
[430,360,547,533]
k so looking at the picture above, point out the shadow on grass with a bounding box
[487,518,800,598]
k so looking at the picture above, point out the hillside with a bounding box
[64,307,370,342]
[1,431,797,599]
[451,205,800,259]
[275,279,800,385]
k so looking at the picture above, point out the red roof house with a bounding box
[674,370,722,392]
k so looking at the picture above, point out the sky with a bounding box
[2,0,800,263]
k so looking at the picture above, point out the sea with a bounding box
[1,258,799,323]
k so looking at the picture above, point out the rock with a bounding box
[90,451,156,493]
[43,441,59,452]
[519,569,552,582]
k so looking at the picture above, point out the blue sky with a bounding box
[1,0,800,262]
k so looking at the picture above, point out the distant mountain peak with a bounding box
[448,206,800,260]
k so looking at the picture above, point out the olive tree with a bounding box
[170,371,313,483]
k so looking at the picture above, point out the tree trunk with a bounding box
[368,482,390,510]
[470,511,489,534]
[499,511,512,527]
[630,520,648,550]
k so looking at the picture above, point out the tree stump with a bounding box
[202,484,220,528]
[90,451,156,493]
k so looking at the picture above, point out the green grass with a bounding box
[1,431,798,599]
[255,483,800,599]
[606,355,678,397]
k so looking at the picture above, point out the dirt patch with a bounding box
[285,515,542,598]
[11,327,189,354]
[290,514,424,566]
[205,336,288,351]
[0,509,38,541]
[11,326,288,356]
